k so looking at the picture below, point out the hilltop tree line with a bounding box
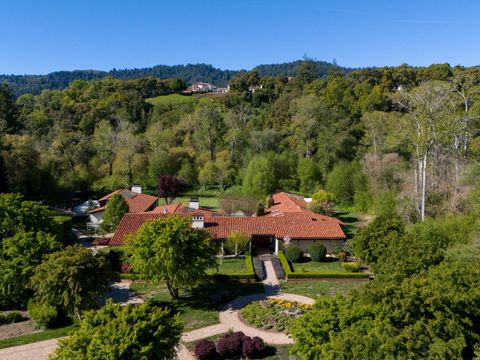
[0,60,345,96]
[1,61,480,222]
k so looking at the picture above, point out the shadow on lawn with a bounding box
[149,280,264,315]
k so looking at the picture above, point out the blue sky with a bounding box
[1,0,479,74]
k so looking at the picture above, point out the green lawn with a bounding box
[291,259,345,273]
[145,93,197,107]
[0,321,79,350]
[168,196,220,211]
[280,280,364,298]
[131,280,264,331]
[207,258,246,275]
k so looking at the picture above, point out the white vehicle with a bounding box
[73,200,100,217]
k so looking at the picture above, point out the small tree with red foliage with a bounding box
[193,339,217,360]
[157,174,187,204]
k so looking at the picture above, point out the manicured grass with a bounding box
[0,321,79,350]
[280,280,364,298]
[131,280,264,331]
[170,196,220,210]
[291,259,345,273]
[146,94,197,107]
[207,258,246,275]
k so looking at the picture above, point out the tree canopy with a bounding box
[51,300,183,360]
[30,245,114,319]
[126,215,218,299]
[100,193,129,232]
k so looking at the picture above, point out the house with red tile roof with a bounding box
[109,192,346,254]
[88,186,158,228]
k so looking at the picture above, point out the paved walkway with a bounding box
[98,280,144,306]
[179,259,315,358]
[1,259,314,360]
[0,338,58,360]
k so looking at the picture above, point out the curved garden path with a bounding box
[0,260,314,360]
[180,259,315,357]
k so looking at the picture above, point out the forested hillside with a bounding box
[0,60,346,96]
[0,60,479,223]
[1,59,480,358]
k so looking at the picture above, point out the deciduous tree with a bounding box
[30,245,114,320]
[100,193,129,232]
[126,215,218,299]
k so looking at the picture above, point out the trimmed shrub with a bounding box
[285,246,303,263]
[271,256,286,280]
[342,262,360,273]
[28,301,59,329]
[193,339,217,360]
[0,311,22,325]
[278,251,293,275]
[217,331,245,358]
[242,336,266,358]
[287,271,368,279]
[308,244,327,262]
[252,257,266,280]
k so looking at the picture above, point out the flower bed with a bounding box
[240,298,312,332]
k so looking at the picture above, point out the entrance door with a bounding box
[252,236,274,255]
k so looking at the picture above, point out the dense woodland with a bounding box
[1,60,479,222]
[0,60,343,96]
[1,59,480,358]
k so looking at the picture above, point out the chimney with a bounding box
[189,197,199,210]
[192,215,204,229]
[131,185,142,194]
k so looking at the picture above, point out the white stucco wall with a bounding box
[89,211,104,224]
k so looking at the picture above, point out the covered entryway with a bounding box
[251,235,275,255]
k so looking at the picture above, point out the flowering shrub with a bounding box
[241,298,312,332]
[193,339,217,360]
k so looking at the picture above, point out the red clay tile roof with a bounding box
[266,192,342,224]
[93,189,158,214]
[109,211,346,246]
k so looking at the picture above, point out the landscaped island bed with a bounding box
[240,298,312,333]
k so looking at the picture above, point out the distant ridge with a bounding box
[0,60,348,97]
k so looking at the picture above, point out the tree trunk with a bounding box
[420,153,427,222]
[166,280,179,299]
[75,307,82,321]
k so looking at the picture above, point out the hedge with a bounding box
[278,251,293,276]
[287,272,369,279]
[277,251,369,280]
